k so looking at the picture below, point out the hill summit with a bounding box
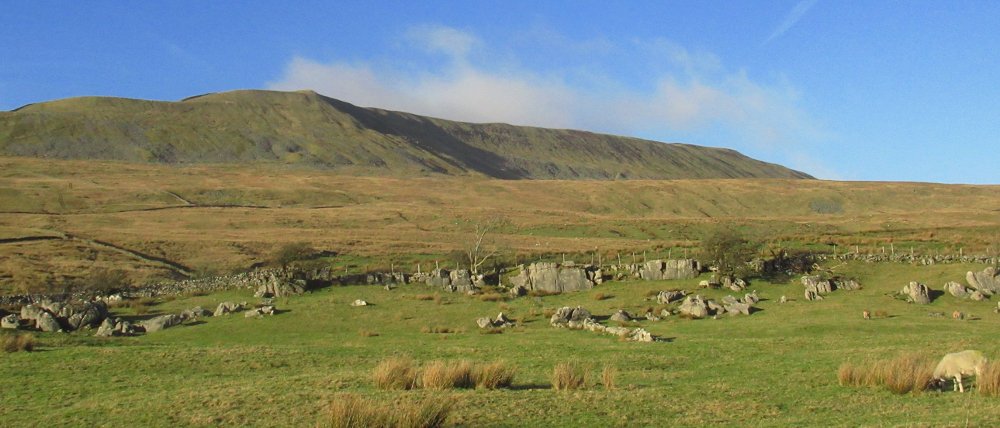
[0,89,812,180]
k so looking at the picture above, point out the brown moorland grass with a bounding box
[4,156,1000,290]
[372,357,419,391]
[1,334,36,353]
[838,353,935,394]
[553,362,587,391]
[422,360,475,390]
[472,361,516,390]
[978,361,1000,396]
[601,365,618,390]
[325,393,451,428]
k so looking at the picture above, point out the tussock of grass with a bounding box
[978,361,1000,396]
[838,353,935,394]
[593,292,612,300]
[472,361,516,390]
[324,393,451,428]
[480,327,504,335]
[372,358,418,390]
[602,365,618,390]
[475,293,506,302]
[498,302,512,312]
[422,360,474,390]
[1,334,36,353]
[527,289,560,297]
[872,310,890,319]
[553,362,587,391]
[542,308,556,318]
[414,294,434,301]
[358,329,379,338]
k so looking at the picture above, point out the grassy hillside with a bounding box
[0,157,998,292]
[3,259,1000,427]
[0,89,812,180]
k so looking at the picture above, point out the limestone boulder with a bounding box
[725,302,751,316]
[656,290,687,304]
[1,314,20,329]
[349,299,368,307]
[425,269,452,288]
[802,275,833,294]
[833,278,862,291]
[477,317,494,329]
[609,309,632,323]
[944,281,971,298]
[510,262,597,293]
[967,267,1000,293]
[640,259,700,280]
[179,306,211,321]
[20,305,45,321]
[141,314,182,333]
[678,295,710,318]
[214,302,240,316]
[36,311,60,332]
[744,291,760,305]
[902,281,932,304]
[804,289,823,301]
[970,291,987,302]
[253,275,306,298]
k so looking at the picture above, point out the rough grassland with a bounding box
[2,156,1000,291]
[3,260,1000,427]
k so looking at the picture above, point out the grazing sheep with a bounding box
[863,310,871,320]
[953,311,964,320]
[932,350,987,392]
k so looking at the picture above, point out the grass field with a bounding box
[3,259,1000,427]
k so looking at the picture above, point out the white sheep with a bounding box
[932,350,987,392]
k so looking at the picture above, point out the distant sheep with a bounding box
[932,350,987,392]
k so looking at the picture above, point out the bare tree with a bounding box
[463,214,507,275]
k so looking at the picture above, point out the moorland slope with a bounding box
[0,89,811,180]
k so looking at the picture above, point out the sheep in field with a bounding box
[931,350,987,392]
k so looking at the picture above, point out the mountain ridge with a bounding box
[0,89,814,180]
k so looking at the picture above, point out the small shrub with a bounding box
[373,357,419,390]
[601,365,618,390]
[593,292,612,301]
[979,361,1000,396]
[473,361,516,390]
[476,293,506,302]
[552,362,587,391]
[422,360,474,390]
[1,334,36,353]
[325,393,451,428]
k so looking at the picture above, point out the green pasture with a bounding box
[3,260,1000,427]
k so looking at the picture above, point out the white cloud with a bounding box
[267,25,830,171]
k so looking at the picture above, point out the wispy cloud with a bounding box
[763,0,820,46]
[267,25,830,173]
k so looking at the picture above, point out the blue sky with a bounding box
[2,1,998,184]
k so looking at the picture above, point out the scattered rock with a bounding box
[944,281,971,298]
[141,314,182,332]
[678,295,710,318]
[253,274,306,298]
[179,306,211,321]
[214,302,240,316]
[508,262,599,293]
[35,311,61,332]
[609,309,632,323]
[724,302,751,316]
[967,267,1000,293]
[656,290,687,304]
[259,305,275,315]
[640,259,700,280]
[970,291,987,301]
[349,299,368,307]
[1,314,20,329]
[902,281,932,304]
[645,312,662,321]
[779,295,788,303]
[744,291,760,305]
[476,317,493,329]
[244,308,262,318]
[804,289,823,301]
[20,305,45,321]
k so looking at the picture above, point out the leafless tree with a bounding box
[464,214,507,275]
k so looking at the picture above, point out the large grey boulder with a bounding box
[609,310,632,323]
[179,306,211,321]
[509,262,597,293]
[550,306,592,326]
[20,305,45,321]
[804,289,823,301]
[656,290,687,304]
[944,281,971,298]
[476,317,493,329]
[721,295,739,305]
[802,275,833,294]
[450,269,473,290]
[214,302,240,316]
[254,275,306,298]
[967,267,1000,293]
[141,314,182,333]
[36,311,60,332]
[1,314,20,329]
[832,278,862,291]
[902,282,932,304]
[678,295,710,318]
[640,259,701,280]
[725,302,751,316]
[67,302,104,331]
[744,291,760,305]
[970,291,987,301]
[94,318,116,337]
[425,269,452,287]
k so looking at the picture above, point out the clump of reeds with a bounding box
[472,360,516,390]
[1,333,36,353]
[325,393,451,428]
[552,362,587,391]
[837,353,935,394]
[372,357,419,390]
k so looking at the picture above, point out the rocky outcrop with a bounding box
[253,274,306,298]
[35,311,60,332]
[214,301,241,316]
[967,267,1000,293]
[609,310,632,323]
[1,314,20,329]
[656,290,687,304]
[140,314,182,332]
[640,259,701,280]
[508,262,600,293]
[678,295,712,318]
[902,282,932,304]
[944,281,971,298]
